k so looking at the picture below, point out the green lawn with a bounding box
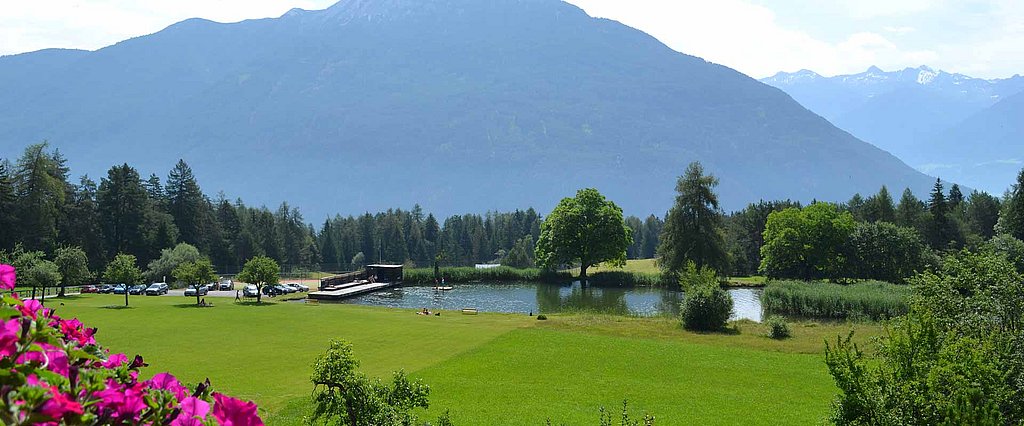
[51,294,876,424]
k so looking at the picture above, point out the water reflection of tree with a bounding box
[655,290,683,317]
[535,283,630,315]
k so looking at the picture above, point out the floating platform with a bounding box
[308,281,398,300]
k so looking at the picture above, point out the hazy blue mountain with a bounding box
[0,0,937,219]
[921,90,1024,192]
[763,66,1024,193]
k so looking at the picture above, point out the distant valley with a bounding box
[763,66,1024,194]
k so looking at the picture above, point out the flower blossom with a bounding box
[0,264,15,289]
[213,392,264,426]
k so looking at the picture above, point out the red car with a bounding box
[81,285,99,294]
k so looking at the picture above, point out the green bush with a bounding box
[762,280,910,321]
[765,316,790,339]
[678,263,733,331]
[536,314,548,321]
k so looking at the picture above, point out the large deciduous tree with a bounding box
[967,191,1001,239]
[237,256,279,303]
[54,245,91,297]
[658,162,729,275]
[535,188,632,282]
[847,222,926,283]
[173,258,218,305]
[103,253,143,307]
[759,203,856,280]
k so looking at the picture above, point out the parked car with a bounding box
[98,284,114,294]
[217,279,233,291]
[261,285,285,296]
[242,284,259,298]
[81,285,99,294]
[128,285,147,295]
[184,285,209,297]
[145,283,169,296]
[286,283,309,292]
[112,284,127,294]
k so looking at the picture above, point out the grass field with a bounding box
[50,294,880,424]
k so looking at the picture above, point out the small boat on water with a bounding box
[434,286,454,291]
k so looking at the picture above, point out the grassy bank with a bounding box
[50,294,881,424]
[762,280,911,321]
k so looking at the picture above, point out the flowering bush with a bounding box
[0,264,263,425]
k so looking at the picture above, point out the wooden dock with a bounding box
[311,264,404,301]
[308,281,398,300]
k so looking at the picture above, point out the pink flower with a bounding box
[57,318,96,346]
[102,353,128,368]
[93,384,147,422]
[0,318,20,357]
[147,372,189,400]
[18,298,48,319]
[212,393,263,426]
[17,343,69,377]
[171,397,210,426]
[38,388,84,420]
[0,264,14,289]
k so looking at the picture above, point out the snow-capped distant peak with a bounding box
[917,67,939,85]
[764,69,821,85]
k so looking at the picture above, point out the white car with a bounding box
[242,285,259,298]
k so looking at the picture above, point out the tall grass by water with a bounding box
[403,267,570,284]
[762,280,911,321]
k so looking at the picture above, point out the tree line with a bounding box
[1,143,599,280]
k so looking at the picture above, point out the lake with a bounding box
[338,281,764,321]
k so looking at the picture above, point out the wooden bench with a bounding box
[461,308,478,315]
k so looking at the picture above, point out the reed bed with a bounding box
[762,280,911,321]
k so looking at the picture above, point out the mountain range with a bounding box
[763,66,1024,194]
[0,0,937,220]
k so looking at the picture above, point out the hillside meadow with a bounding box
[47,294,882,424]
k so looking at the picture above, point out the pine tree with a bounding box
[1001,169,1024,240]
[14,143,68,252]
[97,164,151,260]
[657,162,729,274]
[166,160,206,248]
[846,193,866,221]
[864,186,896,223]
[0,160,17,251]
[896,188,925,231]
[320,220,340,269]
[925,179,961,249]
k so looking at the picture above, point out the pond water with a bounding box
[338,282,764,322]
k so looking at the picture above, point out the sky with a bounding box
[1,0,1022,79]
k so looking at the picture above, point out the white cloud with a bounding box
[567,0,942,78]
[834,0,936,19]
[883,26,917,36]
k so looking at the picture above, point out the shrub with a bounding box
[309,339,433,425]
[0,263,263,425]
[765,316,790,339]
[537,314,548,321]
[678,262,733,331]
